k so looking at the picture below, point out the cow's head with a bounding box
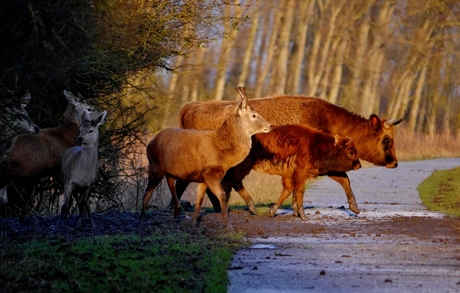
[365,110,408,168]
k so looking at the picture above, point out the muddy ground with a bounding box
[1,158,460,292]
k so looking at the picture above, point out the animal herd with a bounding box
[0,86,408,231]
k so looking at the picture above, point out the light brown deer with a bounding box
[140,86,271,229]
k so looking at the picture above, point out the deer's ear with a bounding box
[81,109,90,123]
[96,111,107,126]
[21,93,31,108]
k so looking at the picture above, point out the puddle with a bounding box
[250,243,276,249]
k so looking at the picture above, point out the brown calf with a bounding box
[179,95,407,214]
[140,87,271,229]
[249,125,361,219]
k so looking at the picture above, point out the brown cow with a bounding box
[241,124,361,219]
[178,95,408,215]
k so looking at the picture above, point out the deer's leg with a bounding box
[204,169,232,230]
[140,170,163,223]
[19,182,37,222]
[269,177,294,218]
[55,183,75,229]
[166,176,181,218]
[78,187,95,228]
[192,183,208,228]
[326,171,359,214]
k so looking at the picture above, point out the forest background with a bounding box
[1,0,460,215]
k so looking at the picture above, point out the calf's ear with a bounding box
[334,134,341,146]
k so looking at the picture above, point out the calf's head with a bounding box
[332,135,361,172]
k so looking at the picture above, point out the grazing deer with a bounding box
[140,86,271,229]
[0,91,102,220]
[0,93,40,205]
[56,110,107,228]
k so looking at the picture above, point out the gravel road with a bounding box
[227,158,460,293]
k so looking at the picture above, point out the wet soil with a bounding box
[1,207,459,246]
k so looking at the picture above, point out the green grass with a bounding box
[0,232,246,293]
[418,167,460,217]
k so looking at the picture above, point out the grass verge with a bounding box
[418,167,460,217]
[0,232,246,293]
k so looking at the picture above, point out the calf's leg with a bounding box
[269,176,294,218]
[326,171,360,214]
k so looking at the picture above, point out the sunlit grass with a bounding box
[395,127,460,161]
[418,167,460,218]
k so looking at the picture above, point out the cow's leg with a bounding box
[269,177,294,218]
[205,188,222,213]
[326,171,360,214]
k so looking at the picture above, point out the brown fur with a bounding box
[0,91,101,220]
[179,95,407,214]
[141,87,271,229]
[248,124,361,219]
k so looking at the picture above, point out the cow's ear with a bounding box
[369,114,382,131]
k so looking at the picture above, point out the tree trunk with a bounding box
[271,0,296,94]
[237,1,260,88]
[286,0,315,95]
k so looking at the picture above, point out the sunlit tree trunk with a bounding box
[286,0,315,95]
[254,6,281,98]
[271,0,295,94]
[328,36,347,104]
[306,0,346,97]
[237,1,260,88]
[408,59,428,132]
[214,5,241,101]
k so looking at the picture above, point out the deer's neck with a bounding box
[215,118,252,168]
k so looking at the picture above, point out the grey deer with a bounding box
[56,109,107,229]
[0,93,40,204]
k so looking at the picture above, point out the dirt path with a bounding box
[226,158,460,293]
